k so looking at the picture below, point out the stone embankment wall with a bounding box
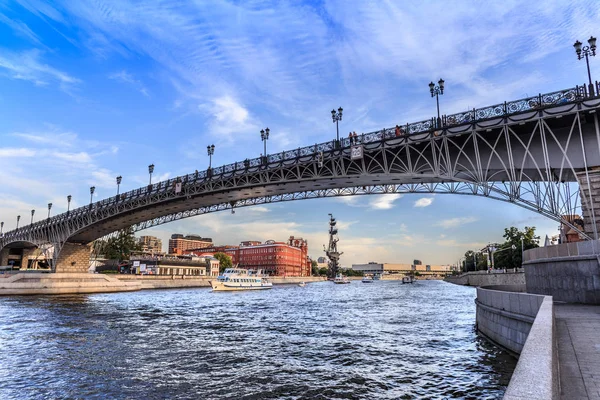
[476,286,558,400]
[444,270,525,287]
[0,272,140,295]
[115,275,325,290]
[524,239,600,304]
[476,285,539,354]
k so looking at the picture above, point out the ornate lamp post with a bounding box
[331,107,343,142]
[90,186,95,204]
[47,203,52,219]
[207,144,215,168]
[260,128,270,157]
[429,78,445,127]
[67,195,72,213]
[148,164,154,185]
[574,36,597,96]
[16,215,20,230]
[116,176,122,195]
[30,209,35,225]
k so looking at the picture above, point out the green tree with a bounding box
[214,252,232,273]
[342,268,363,277]
[493,226,540,269]
[476,253,489,270]
[311,259,319,276]
[103,227,141,261]
[463,250,489,271]
[318,267,328,276]
[464,250,476,272]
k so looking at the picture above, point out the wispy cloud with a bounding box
[0,148,37,157]
[370,194,403,210]
[436,239,486,248]
[0,49,80,92]
[0,13,44,46]
[12,131,78,145]
[109,70,149,97]
[414,197,434,208]
[200,95,258,141]
[435,216,479,229]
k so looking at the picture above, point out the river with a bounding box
[0,280,516,399]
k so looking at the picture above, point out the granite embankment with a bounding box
[444,270,525,287]
[114,274,326,290]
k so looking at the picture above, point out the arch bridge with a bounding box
[2,84,600,272]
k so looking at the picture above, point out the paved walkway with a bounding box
[556,304,600,400]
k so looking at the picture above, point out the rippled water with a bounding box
[0,280,515,399]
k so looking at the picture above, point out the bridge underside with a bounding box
[2,94,600,272]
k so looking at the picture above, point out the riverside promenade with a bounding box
[556,304,600,400]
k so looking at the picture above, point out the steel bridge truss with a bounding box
[2,85,600,271]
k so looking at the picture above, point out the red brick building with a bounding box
[183,236,309,276]
[168,234,213,254]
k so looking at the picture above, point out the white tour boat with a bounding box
[362,275,374,283]
[298,281,306,287]
[333,274,351,284]
[210,268,273,291]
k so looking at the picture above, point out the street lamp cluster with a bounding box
[574,36,597,96]
[260,128,270,157]
[429,78,445,128]
[207,145,215,169]
[331,107,343,142]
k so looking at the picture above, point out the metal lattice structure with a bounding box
[2,83,600,271]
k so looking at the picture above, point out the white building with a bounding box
[351,262,452,276]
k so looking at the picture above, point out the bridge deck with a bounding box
[556,303,600,400]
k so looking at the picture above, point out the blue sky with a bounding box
[0,0,598,266]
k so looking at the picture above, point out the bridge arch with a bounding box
[1,85,600,272]
[127,179,582,237]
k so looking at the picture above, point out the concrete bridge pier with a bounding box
[0,247,8,266]
[0,242,140,295]
[577,169,600,240]
[0,246,37,269]
[55,242,92,273]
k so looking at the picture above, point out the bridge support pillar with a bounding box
[55,243,91,273]
[0,247,8,266]
[577,169,600,240]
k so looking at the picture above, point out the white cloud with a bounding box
[248,206,270,213]
[370,194,403,210]
[414,197,434,207]
[201,95,258,140]
[12,131,77,145]
[0,49,80,92]
[436,239,486,248]
[91,168,119,189]
[0,14,44,46]
[435,217,479,229]
[109,70,149,97]
[0,148,36,157]
[51,151,93,164]
[336,196,362,207]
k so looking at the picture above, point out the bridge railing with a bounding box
[2,83,599,241]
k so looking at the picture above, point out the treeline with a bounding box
[462,226,540,271]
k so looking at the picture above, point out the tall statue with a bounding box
[323,213,343,278]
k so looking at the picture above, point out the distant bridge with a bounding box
[2,83,600,272]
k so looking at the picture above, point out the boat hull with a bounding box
[210,281,273,291]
